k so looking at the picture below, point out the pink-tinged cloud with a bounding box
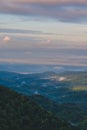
[0,0,87,23]
[3,36,11,42]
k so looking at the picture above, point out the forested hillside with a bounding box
[0,85,77,130]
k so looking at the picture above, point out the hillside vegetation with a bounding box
[0,85,77,130]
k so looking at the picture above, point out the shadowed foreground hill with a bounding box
[0,85,77,130]
[30,94,87,130]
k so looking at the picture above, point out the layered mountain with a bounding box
[0,71,87,129]
[0,71,87,107]
[0,85,76,130]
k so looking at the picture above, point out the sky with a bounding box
[0,0,87,66]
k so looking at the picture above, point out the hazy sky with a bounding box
[0,0,87,66]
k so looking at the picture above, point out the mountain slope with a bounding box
[30,94,87,128]
[0,85,77,130]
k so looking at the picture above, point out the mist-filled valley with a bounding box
[0,70,87,129]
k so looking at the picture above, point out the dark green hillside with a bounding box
[31,94,87,129]
[0,85,76,130]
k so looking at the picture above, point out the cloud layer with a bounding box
[0,0,87,22]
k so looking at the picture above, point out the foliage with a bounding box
[0,85,77,130]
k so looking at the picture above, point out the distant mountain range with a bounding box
[0,70,87,106]
[0,63,87,73]
[0,70,87,129]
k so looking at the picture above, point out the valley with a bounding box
[0,71,87,129]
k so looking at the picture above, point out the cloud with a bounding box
[0,35,11,48]
[24,51,32,55]
[12,0,87,5]
[39,39,51,45]
[0,0,87,23]
[3,36,11,42]
[0,28,54,35]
